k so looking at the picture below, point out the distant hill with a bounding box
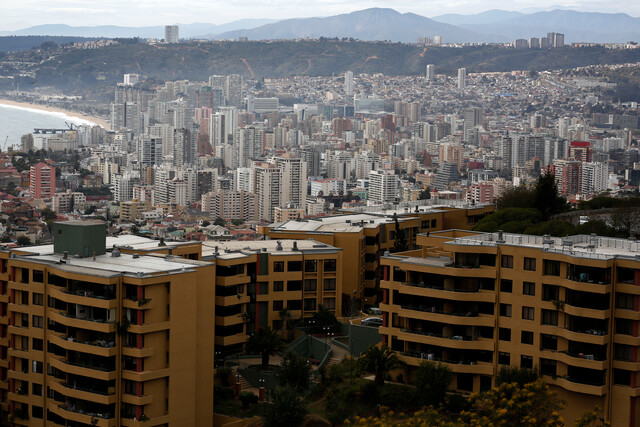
[0,36,98,53]
[11,40,639,100]
[210,8,499,43]
[439,9,640,43]
[4,20,278,39]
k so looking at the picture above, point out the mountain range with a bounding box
[2,8,640,44]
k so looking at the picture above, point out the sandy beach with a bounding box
[0,98,109,128]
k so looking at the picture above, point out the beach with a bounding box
[0,99,109,128]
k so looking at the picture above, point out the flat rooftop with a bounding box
[268,213,409,233]
[202,239,340,260]
[15,251,207,278]
[448,232,640,261]
[17,235,196,256]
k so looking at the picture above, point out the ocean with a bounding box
[0,103,99,151]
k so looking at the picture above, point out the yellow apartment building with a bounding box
[202,240,342,355]
[0,221,215,426]
[379,230,640,425]
[119,200,152,223]
[259,203,494,308]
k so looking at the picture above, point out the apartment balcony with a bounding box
[388,281,496,303]
[546,375,607,396]
[384,303,494,327]
[121,415,170,427]
[48,332,116,358]
[49,287,116,310]
[49,380,116,406]
[49,310,116,334]
[398,351,493,374]
[47,401,116,427]
[122,367,170,382]
[49,355,116,382]
[216,333,246,347]
[216,294,250,306]
[217,274,251,287]
[562,304,610,320]
[122,392,154,406]
[614,334,640,347]
[389,327,494,351]
[542,350,606,370]
[122,346,154,358]
[123,298,155,310]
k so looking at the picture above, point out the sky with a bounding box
[2,0,639,30]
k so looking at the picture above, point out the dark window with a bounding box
[304,279,317,292]
[324,279,336,291]
[542,309,558,326]
[542,284,559,301]
[540,334,558,350]
[498,352,510,365]
[288,300,302,310]
[323,298,336,310]
[32,406,43,419]
[273,281,284,292]
[32,270,43,283]
[287,261,302,272]
[522,306,535,321]
[500,280,512,293]
[324,259,337,272]
[500,303,512,317]
[32,383,42,396]
[616,318,633,335]
[524,257,536,271]
[273,262,284,272]
[32,338,43,351]
[616,293,634,310]
[287,281,302,292]
[501,255,513,268]
[431,219,437,228]
[543,260,560,276]
[540,358,556,377]
[615,344,632,362]
[273,300,283,311]
[521,331,534,345]
[523,282,535,296]
[303,298,316,311]
[499,328,511,341]
[304,260,317,272]
[520,355,533,369]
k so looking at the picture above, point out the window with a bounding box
[304,279,317,292]
[273,262,284,272]
[615,344,632,361]
[304,260,317,272]
[287,280,302,291]
[258,282,268,295]
[323,278,337,291]
[287,261,302,272]
[522,306,535,321]
[616,318,633,335]
[501,255,513,268]
[541,334,558,350]
[521,331,534,345]
[288,300,302,310]
[543,260,560,276]
[616,293,634,310]
[324,259,337,272]
[273,300,283,311]
[540,358,556,377]
[389,230,396,240]
[520,355,533,369]
[498,352,510,365]
[542,284,559,301]
[499,328,511,341]
[500,280,512,293]
[273,281,284,292]
[524,257,536,271]
[32,406,43,420]
[431,219,437,228]
[32,383,42,396]
[32,270,43,283]
[303,298,317,311]
[32,361,43,374]
[32,338,43,351]
[500,303,512,317]
[21,313,28,327]
[542,309,558,326]
[323,298,336,310]
[523,282,535,296]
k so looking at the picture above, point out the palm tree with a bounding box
[248,327,287,369]
[279,308,292,340]
[359,345,401,387]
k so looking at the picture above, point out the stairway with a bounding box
[326,357,342,367]
[236,375,252,391]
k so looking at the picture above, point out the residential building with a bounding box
[2,221,215,425]
[30,163,55,200]
[379,230,640,425]
[426,64,435,81]
[369,171,398,204]
[201,190,258,222]
[53,190,86,214]
[164,25,179,43]
[120,199,152,222]
[274,206,304,223]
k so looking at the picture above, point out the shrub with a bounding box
[359,380,380,403]
[327,363,344,383]
[239,391,259,410]
[216,366,232,387]
[214,385,235,400]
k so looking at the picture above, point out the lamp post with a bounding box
[258,379,265,402]
[323,326,329,351]
[235,373,241,397]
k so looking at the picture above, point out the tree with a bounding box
[16,236,31,246]
[358,345,401,387]
[611,199,640,237]
[276,352,312,392]
[279,307,293,340]
[414,361,453,405]
[232,219,244,226]
[419,188,431,200]
[41,208,57,221]
[213,217,226,226]
[495,366,538,387]
[460,379,564,426]
[311,304,339,332]
[247,327,287,369]
[262,386,307,427]
[391,215,408,253]
[201,221,210,227]
[533,171,567,220]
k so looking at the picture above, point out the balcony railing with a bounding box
[62,336,115,349]
[401,351,485,365]
[61,383,114,396]
[57,404,113,420]
[58,311,114,325]
[61,288,115,301]
[400,329,478,342]
[561,375,605,387]
[559,350,605,361]
[402,282,480,293]
[401,305,479,317]
[62,359,114,372]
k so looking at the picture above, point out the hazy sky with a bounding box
[2,0,639,29]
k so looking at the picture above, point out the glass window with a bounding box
[304,260,317,272]
[543,260,560,276]
[521,331,534,345]
[500,280,512,293]
[498,352,510,365]
[520,355,533,369]
[323,298,336,310]
[303,298,316,311]
[499,328,511,341]
[500,303,512,317]
[304,279,317,292]
[523,282,535,296]
[324,278,336,291]
[524,257,536,271]
[501,255,513,268]
[542,309,558,326]
[522,306,535,321]
[324,259,337,272]
[288,261,302,272]
[273,262,284,272]
[273,281,284,292]
[273,300,283,311]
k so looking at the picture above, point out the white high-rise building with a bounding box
[276,156,308,207]
[164,25,179,43]
[581,162,608,196]
[355,151,380,180]
[225,75,243,108]
[254,164,281,222]
[368,170,398,204]
[235,126,264,168]
[426,64,435,81]
[148,123,175,157]
[172,128,196,168]
[344,71,354,96]
[137,135,163,167]
[235,168,255,192]
[457,68,466,90]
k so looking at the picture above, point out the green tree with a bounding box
[16,236,31,246]
[213,217,226,226]
[278,307,293,340]
[231,219,244,226]
[495,366,539,387]
[41,208,57,221]
[276,352,312,392]
[311,304,339,332]
[460,379,564,426]
[262,386,307,427]
[473,207,541,233]
[414,361,453,405]
[496,185,535,210]
[391,215,409,253]
[247,327,287,369]
[201,220,210,227]
[533,171,567,220]
[358,345,401,387]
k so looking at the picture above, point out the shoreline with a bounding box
[0,99,109,128]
